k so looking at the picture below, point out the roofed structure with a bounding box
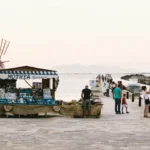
[0,65,58,80]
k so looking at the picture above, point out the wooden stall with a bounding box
[0,65,59,117]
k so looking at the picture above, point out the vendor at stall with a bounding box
[81,85,93,118]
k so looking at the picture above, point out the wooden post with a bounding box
[45,112,47,118]
[132,94,134,102]
[126,92,129,99]
[139,96,141,107]
[24,79,32,88]
[53,78,55,99]
[42,79,49,89]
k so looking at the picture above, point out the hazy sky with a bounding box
[0,0,150,71]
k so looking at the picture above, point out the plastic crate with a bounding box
[0,99,8,104]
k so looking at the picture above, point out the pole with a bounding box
[139,96,141,107]
[24,79,32,88]
[0,40,7,58]
[4,42,10,55]
[126,92,129,99]
[0,39,3,55]
[132,94,134,102]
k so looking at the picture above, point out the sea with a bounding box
[16,73,150,101]
[55,73,128,100]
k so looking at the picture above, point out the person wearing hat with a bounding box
[81,85,93,118]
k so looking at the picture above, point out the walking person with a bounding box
[113,84,122,114]
[81,85,93,118]
[142,86,150,118]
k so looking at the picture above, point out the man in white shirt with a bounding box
[105,81,110,97]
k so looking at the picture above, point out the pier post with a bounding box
[132,94,134,102]
[126,92,129,99]
[139,96,141,107]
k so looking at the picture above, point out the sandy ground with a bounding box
[0,93,149,150]
[0,80,149,150]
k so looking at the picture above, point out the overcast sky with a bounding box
[0,0,150,71]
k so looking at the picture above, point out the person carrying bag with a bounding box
[142,86,150,118]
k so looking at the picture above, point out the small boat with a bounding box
[125,83,142,94]
[124,76,142,94]
[105,74,112,82]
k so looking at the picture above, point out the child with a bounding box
[122,94,129,114]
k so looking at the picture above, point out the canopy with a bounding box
[0,65,58,80]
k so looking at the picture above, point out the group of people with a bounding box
[112,82,129,114]
[80,74,108,118]
[112,82,150,117]
[80,80,129,118]
[103,79,129,114]
[102,75,106,82]
[81,76,150,118]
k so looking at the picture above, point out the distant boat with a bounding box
[124,77,142,94]
[125,84,141,94]
[105,74,113,81]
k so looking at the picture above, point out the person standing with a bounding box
[111,81,116,94]
[142,86,150,118]
[105,80,110,97]
[121,94,129,114]
[113,84,122,114]
[96,74,101,84]
[102,75,104,82]
[119,81,123,90]
[81,85,93,118]
[104,76,106,81]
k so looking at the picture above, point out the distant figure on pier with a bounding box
[111,81,116,93]
[81,85,93,118]
[142,86,150,118]
[105,80,110,97]
[119,81,123,90]
[113,84,122,114]
[104,76,106,81]
[96,74,101,84]
[102,75,104,82]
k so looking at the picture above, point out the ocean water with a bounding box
[55,73,126,100]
